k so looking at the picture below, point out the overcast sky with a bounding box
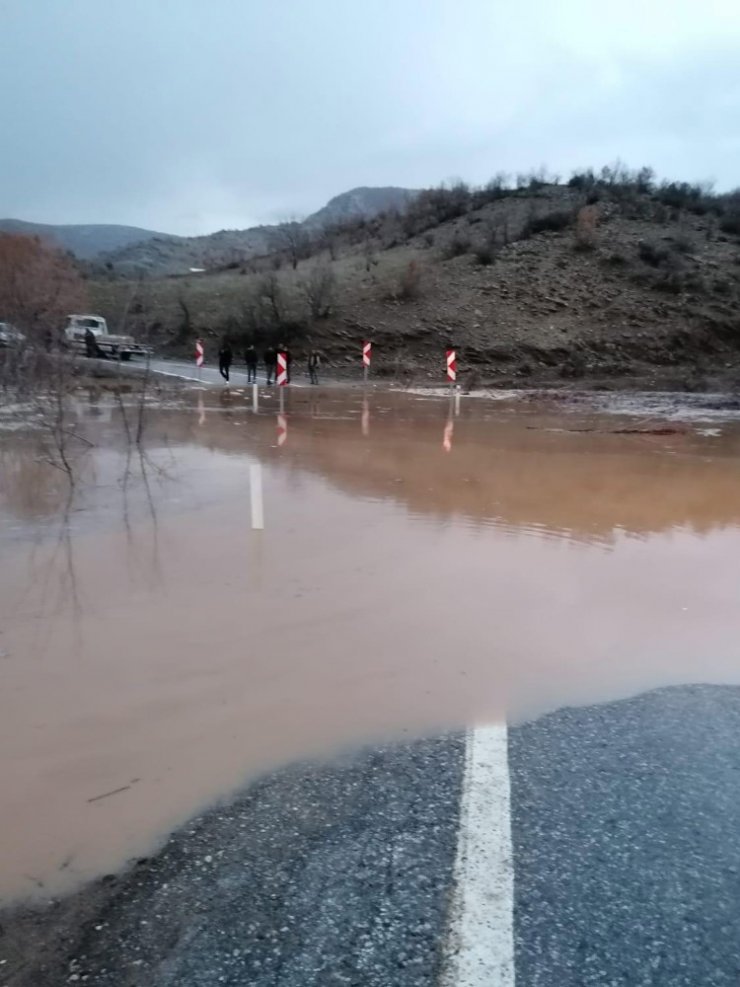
[1,0,739,235]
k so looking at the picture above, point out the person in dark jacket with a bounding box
[308,348,321,385]
[264,345,277,385]
[85,327,101,358]
[218,341,233,381]
[244,344,258,383]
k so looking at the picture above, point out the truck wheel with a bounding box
[120,352,131,362]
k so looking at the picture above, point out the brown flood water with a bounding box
[1,387,740,901]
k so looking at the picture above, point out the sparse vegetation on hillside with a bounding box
[5,163,740,390]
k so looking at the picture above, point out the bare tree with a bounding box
[271,219,312,270]
[256,272,285,326]
[0,234,86,344]
[301,263,336,319]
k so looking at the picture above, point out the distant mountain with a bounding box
[98,227,275,277]
[0,218,164,260]
[304,186,419,229]
[98,186,419,276]
[1,187,419,276]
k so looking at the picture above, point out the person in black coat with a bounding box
[218,341,233,381]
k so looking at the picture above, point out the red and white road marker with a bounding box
[195,339,204,368]
[363,341,372,383]
[277,352,288,386]
[446,348,457,383]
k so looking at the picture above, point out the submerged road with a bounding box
[3,685,740,985]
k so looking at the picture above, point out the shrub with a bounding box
[397,260,422,301]
[601,251,628,268]
[672,235,694,254]
[720,215,740,236]
[473,244,496,266]
[638,240,671,267]
[574,205,598,251]
[443,232,471,259]
[522,209,574,238]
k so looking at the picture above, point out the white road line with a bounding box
[442,724,515,987]
[249,463,264,529]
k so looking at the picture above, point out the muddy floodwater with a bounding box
[1,386,740,901]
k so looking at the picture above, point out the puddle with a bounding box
[1,388,740,900]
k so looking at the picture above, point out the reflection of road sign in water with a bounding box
[446,349,457,382]
[277,352,288,386]
[197,393,206,426]
[361,396,370,437]
[277,413,287,446]
[195,339,204,368]
[443,419,453,452]
[363,342,372,367]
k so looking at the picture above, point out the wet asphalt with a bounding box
[3,686,740,985]
[511,685,740,987]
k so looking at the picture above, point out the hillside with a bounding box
[95,187,419,277]
[0,218,163,259]
[88,174,740,391]
[304,187,419,229]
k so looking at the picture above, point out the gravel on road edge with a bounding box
[0,734,465,987]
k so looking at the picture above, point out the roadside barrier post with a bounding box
[195,338,204,381]
[446,348,457,392]
[252,383,259,413]
[277,351,288,386]
[363,341,372,383]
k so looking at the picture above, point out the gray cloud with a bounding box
[1,0,738,234]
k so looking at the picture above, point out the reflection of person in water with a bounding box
[218,342,233,381]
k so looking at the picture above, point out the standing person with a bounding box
[264,344,277,385]
[218,341,233,382]
[308,347,321,385]
[244,343,258,383]
[84,326,100,358]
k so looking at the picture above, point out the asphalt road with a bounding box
[144,358,304,388]
[3,686,740,985]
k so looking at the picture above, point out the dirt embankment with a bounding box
[89,185,740,392]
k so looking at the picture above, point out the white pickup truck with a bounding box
[64,314,151,361]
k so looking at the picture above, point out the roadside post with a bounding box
[252,383,259,413]
[363,341,372,383]
[446,347,457,393]
[277,351,288,386]
[195,338,204,381]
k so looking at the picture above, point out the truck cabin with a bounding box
[66,315,108,339]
